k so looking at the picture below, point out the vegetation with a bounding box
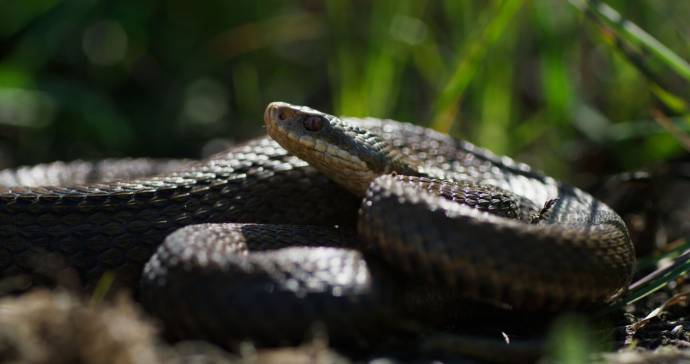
[1,0,689,362]
[1,1,687,180]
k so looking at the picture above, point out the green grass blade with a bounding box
[90,272,115,305]
[616,247,690,308]
[431,0,524,133]
[577,0,690,83]
[570,0,690,155]
[570,0,690,110]
[546,315,596,364]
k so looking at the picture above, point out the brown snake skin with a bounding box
[0,103,635,346]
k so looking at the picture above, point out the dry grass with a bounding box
[0,289,350,364]
[0,290,161,364]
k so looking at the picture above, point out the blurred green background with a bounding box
[0,0,688,185]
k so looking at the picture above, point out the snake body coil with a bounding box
[0,102,635,346]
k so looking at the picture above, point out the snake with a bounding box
[0,102,635,347]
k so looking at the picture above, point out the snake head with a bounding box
[264,101,334,137]
[264,102,420,196]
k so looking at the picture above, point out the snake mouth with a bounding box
[264,102,278,126]
[264,101,292,129]
[263,102,305,153]
[263,102,286,138]
[263,102,316,148]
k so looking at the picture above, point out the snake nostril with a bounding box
[278,110,287,121]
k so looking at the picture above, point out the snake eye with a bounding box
[303,116,323,132]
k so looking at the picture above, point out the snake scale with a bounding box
[0,102,635,346]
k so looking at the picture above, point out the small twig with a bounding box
[651,109,690,152]
[627,292,690,334]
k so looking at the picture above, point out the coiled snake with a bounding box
[0,102,635,346]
